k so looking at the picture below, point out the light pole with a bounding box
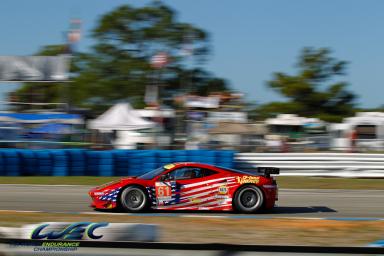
[146,52,169,107]
[146,52,169,148]
[63,18,82,112]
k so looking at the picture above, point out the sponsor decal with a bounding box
[236,176,260,184]
[155,182,172,201]
[10,241,80,253]
[215,195,229,199]
[218,185,228,195]
[31,222,108,240]
[153,181,179,207]
[34,242,80,252]
[216,185,230,202]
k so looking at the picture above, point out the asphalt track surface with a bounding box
[0,185,383,218]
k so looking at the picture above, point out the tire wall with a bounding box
[0,149,235,176]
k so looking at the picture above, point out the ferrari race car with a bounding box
[89,162,279,213]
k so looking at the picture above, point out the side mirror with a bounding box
[159,174,170,181]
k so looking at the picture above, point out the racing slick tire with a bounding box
[233,185,264,213]
[120,186,149,212]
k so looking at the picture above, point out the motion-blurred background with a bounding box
[0,1,384,252]
[0,0,383,154]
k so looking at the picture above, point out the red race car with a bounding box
[89,162,279,213]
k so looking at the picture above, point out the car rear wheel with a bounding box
[120,186,148,212]
[233,185,264,213]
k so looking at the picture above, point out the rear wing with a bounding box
[257,167,280,178]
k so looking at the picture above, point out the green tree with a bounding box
[165,67,229,97]
[255,47,356,122]
[11,1,229,111]
[73,1,213,108]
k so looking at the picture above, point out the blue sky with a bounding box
[0,0,383,107]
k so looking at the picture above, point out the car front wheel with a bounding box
[120,186,148,212]
[233,185,264,213]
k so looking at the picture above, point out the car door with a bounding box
[173,167,211,208]
[154,166,204,209]
[155,166,225,210]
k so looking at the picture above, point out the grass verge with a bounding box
[0,211,382,246]
[0,176,383,190]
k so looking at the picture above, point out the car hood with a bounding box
[120,176,137,182]
[93,177,134,190]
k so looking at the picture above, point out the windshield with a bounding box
[137,167,165,180]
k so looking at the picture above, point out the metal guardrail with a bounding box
[235,153,384,177]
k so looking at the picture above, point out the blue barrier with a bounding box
[113,150,131,176]
[35,150,52,176]
[51,150,68,176]
[66,149,86,176]
[0,149,235,176]
[18,149,36,176]
[0,154,4,176]
[2,149,20,176]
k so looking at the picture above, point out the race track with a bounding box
[0,185,383,218]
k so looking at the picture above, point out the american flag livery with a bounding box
[147,181,181,206]
[89,162,278,212]
[149,177,237,211]
[97,187,121,202]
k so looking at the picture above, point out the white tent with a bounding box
[88,103,155,131]
[344,112,384,126]
[266,114,324,126]
[133,108,175,118]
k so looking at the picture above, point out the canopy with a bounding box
[88,103,155,131]
[266,114,323,126]
[344,112,384,126]
[0,112,83,124]
[133,108,175,118]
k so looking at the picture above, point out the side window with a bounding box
[203,169,217,177]
[166,167,218,180]
[168,167,204,180]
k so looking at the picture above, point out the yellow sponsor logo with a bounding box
[218,185,228,195]
[236,176,260,184]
